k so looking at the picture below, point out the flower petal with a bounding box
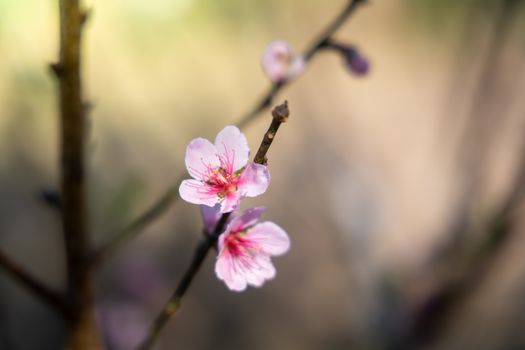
[243,255,276,287]
[200,204,222,233]
[214,126,250,172]
[179,179,219,207]
[238,162,270,198]
[215,250,248,292]
[228,206,266,233]
[185,138,219,180]
[246,222,290,256]
[219,190,241,213]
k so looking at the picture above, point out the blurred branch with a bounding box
[237,0,367,128]
[407,131,525,347]
[0,251,70,318]
[53,0,101,348]
[90,179,183,265]
[92,0,367,265]
[138,102,290,350]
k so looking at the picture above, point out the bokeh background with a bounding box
[1,0,525,349]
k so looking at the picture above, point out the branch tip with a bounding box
[272,101,290,123]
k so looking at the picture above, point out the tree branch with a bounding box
[92,0,367,266]
[54,0,101,348]
[0,250,70,318]
[137,101,290,350]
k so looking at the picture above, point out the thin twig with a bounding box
[0,250,70,318]
[138,102,290,350]
[92,0,367,266]
[54,0,101,348]
[90,181,183,265]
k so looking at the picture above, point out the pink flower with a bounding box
[215,207,290,292]
[261,40,305,82]
[179,126,270,213]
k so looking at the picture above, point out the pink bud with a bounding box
[261,40,305,83]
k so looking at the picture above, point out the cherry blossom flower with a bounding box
[179,126,270,213]
[215,207,290,292]
[261,40,305,83]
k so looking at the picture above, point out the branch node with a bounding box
[80,8,92,27]
[49,63,64,77]
[39,188,62,210]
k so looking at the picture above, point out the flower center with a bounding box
[224,231,256,258]
[205,166,242,198]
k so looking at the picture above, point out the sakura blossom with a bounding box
[261,40,305,83]
[215,207,290,292]
[179,126,270,213]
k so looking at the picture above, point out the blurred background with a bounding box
[1,0,525,349]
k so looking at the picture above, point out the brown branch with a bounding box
[54,0,101,348]
[137,101,290,350]
[92,0,367,266]
[0,250,70,318]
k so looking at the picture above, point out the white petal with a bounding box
[219,190,241,213]
[185,138,219,180]
[228,207,266,233]
[244,255,276,287]
[179,180,218,207]
[246,222,290,256]
[215,251,248,292]
[214,126,250,172]
[238,162,270,198]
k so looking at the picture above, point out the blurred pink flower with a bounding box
[215,207,290,292]
[261,40,305,82]
[179,126,270,213]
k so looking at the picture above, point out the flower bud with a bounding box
[342,46,370,76]
[261,40,305,83]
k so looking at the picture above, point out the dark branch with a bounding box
[56,0,101,348]
[0,250,70,318]
[137,101,290,350]
[92,0,367,266]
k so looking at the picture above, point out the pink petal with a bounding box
[215,250,248,292]
[200,204,222,233]
[214,126,250,172]
[238,162,270,197]
[246,222,290,256]
[228,206,266,233]
[185,138,219,180]
[219,190,241,213]
[179,179,219,207]
[241,255,276,287]
[216,249,276,291]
